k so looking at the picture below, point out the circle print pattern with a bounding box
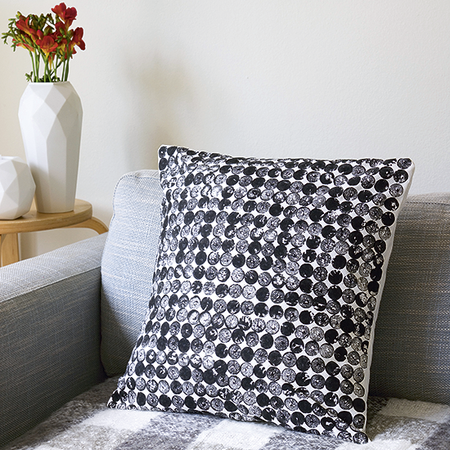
[108,146,414,444]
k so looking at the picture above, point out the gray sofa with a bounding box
[1,169,450,449]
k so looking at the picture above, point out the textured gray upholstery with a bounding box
[0,233,107,447]
[100,170,162,376]
[370,193,450,404]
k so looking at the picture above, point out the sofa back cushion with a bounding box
[101,170,450,405]
[101,170,162,376]
[370,193,450,403]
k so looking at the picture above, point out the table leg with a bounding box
[68,217,109,234]
[1,233,19,266]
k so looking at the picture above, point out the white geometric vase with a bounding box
[0,156,36,220]
[18,82,82,213]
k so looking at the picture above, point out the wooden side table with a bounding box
[0,199,108,266]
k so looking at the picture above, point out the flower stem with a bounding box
[64,58,69,81]
[28,51,35,81]
[34,52,40,82]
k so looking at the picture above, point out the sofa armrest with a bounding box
[0,234,107,447]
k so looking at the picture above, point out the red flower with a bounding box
[15,40,35,52]
[15,16,37,40]
[54,21,66,34]
[52,3,77,27]
[36,31,58,56]
[71,27,85,51]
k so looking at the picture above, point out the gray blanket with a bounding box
[4,377,450,450]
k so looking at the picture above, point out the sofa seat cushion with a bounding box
[4,378,450,450]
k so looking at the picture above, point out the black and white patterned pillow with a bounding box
[108,146,414,444]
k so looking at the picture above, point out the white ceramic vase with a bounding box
[18,82,82,213]
[0,156,35,220]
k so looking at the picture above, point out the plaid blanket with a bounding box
[4,377,450,450]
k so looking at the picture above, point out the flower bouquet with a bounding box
[2,3,85,82]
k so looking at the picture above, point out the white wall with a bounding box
[0,1,449,259]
